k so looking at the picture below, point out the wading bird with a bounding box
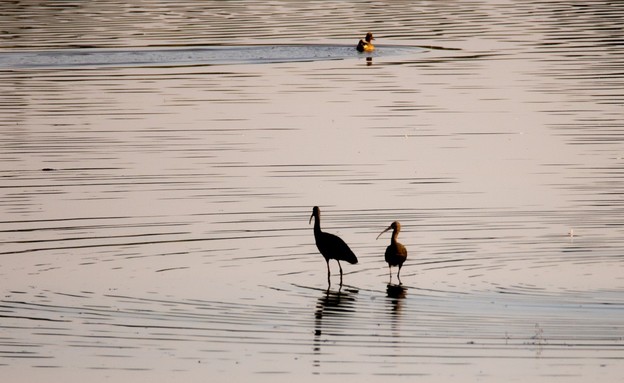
[377,221,408,284]
[309,206,358,285]
[356,32,375,52]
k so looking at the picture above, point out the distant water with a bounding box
[1,1,623,382]
[0,45,423,68]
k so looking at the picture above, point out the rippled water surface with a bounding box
[1,1,623,382]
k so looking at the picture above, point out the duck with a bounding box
[356,32,375,52]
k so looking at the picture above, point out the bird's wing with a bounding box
[321,232,358,264]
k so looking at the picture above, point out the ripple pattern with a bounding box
[1,0,623,381]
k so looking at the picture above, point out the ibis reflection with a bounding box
[312,285,359,369]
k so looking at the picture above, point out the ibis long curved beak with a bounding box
[309,212,314,225]
[376,225,392,240]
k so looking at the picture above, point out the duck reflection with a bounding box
[313,285,358,368]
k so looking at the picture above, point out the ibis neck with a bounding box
[313,214,321,234]
[391,229,399,243]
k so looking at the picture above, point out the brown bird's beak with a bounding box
[376,225,392,240]
[309,212,314,225]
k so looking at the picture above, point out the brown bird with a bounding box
[377,221,408,284]
[309,206,358,285]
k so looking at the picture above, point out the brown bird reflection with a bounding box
[386,284,407,335]
[386,283,407,300]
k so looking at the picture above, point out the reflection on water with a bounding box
[1,0,623,381]
[313,286,358,371]
[314,286,359,336]
[386,284,407,322]
[386,284,407,301]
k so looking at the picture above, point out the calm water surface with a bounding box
[1,1,623,382]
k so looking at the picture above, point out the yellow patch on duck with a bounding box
[356,32,375,52]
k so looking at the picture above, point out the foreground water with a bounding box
[1,1,623,381]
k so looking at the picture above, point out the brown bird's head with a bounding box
[377,221,401,240]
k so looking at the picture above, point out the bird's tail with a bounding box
[346,252,358,265]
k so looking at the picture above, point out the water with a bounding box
[1,1,623,381]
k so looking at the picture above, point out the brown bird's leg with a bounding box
[388,266,392,283]
[337,261,343,285]
[397,265,402,285]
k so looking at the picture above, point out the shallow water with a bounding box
[0,44,423,68]
[1,0,623,382]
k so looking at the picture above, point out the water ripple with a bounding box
[1,0,623,380]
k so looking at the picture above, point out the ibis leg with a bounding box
[326,259,331,286]
[397,265,402,285]
[338,261,343,285]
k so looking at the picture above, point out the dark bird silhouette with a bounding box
[377,221,408,284]
[309,206,358,285]
[356,32,375,52]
